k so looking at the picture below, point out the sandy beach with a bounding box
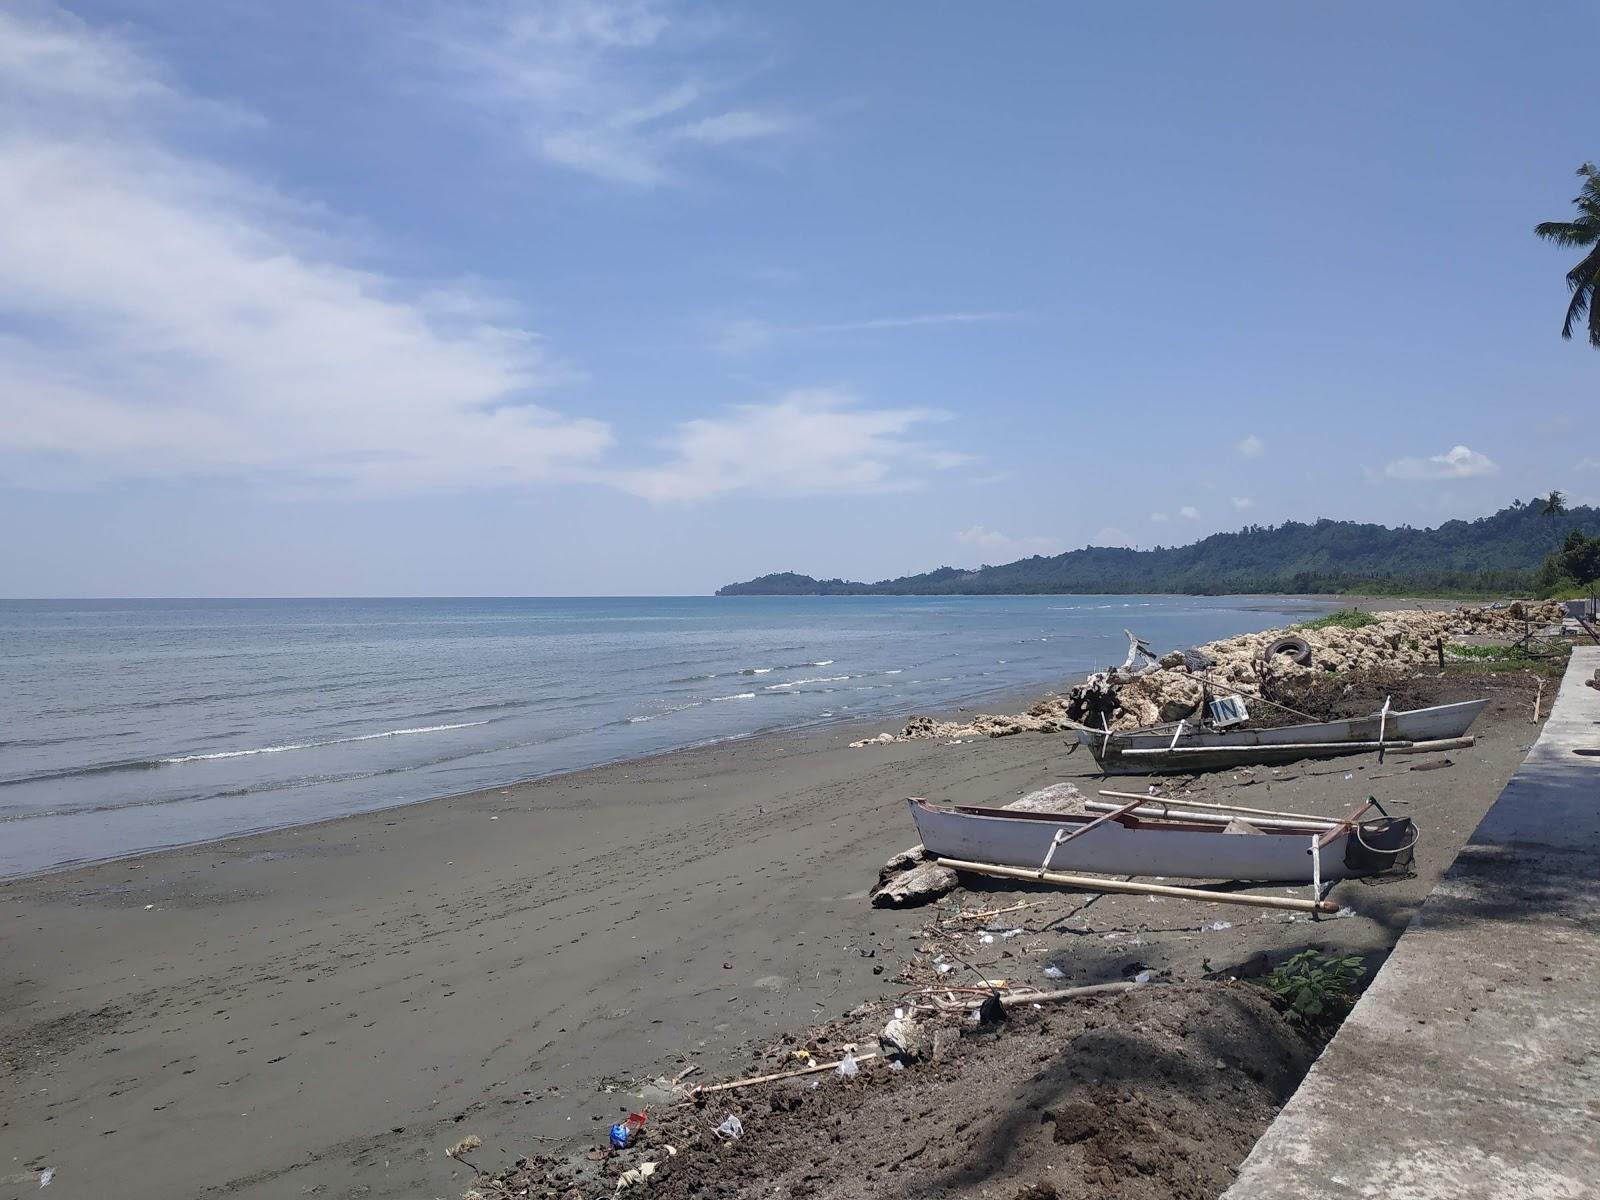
[0,643,1553,1200]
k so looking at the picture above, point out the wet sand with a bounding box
[0,674,1545,1199]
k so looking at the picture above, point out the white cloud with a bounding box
[713,311,1020,357]
[423,1,795,187]
[676,109,794,145]
[0,7,614,495]
[612,389,967,503]
[1382,445,1500,482]
[1149,511,1170,522]
[1093,527,1132,547]
[1577,456,1600,473]
[1229,496,1254,511]
[1236,434,1265,458]
[1179,505,1200,520]
[953,526,1062,560]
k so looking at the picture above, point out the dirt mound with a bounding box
[475,983,1314,1200]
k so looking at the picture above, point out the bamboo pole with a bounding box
[1096,789,1337,826]
[1086,800,1335,834]
[1385,737,1474,755]
[691,1052,881,1095]
[932,857,1340,913]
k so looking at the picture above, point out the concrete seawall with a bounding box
[1224,646,1600,1200]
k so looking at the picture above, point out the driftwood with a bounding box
[932,857,1340,913]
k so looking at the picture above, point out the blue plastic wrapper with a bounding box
[608,1122,633,1150]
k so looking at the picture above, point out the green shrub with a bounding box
[1298,609,1379,631]
[1264,950,1366,1025]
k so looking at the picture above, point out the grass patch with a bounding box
[1298,608,1379,631]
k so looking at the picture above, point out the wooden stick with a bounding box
[1317,799,1376,849]
[1005,981,1141,1007]
[1385,737,1474,755]
[932,858,1340,913]
[1097,789,1336,826]
[946,901,1035,922]
[1409,757,1454,772]
[692,1051,882,1095]
[1086,800,1336,834]
[1037,798,1146,874]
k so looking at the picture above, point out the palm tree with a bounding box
[1534,163,1600,347]
[1542,489,1567,516]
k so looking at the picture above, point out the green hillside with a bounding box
[716,499,1600,597]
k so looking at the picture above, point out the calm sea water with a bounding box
[0,595,1330,878]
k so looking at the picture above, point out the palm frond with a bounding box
[1535,219,1598,246]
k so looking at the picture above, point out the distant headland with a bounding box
[716,499,1600,598]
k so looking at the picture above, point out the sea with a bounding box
[0,595,1333,878]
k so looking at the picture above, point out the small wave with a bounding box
[739,667,775,676]
[883,669,903,675]
[710,692,757,702]
[156,721,491,765]
[763,675,851,690]
[811,660,834,666]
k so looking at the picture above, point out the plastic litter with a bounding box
[1042,964,1065,980]
[714,1114,743,1140]
[978,933,995,944]
[835,1051,859,1078]
[609,1110,648,1150]
[614,1147,676,1192]
[1134,970,1153,984]
[38,1169,55,1188]
[1207,920,1233,932]
[889,1059,904,1071]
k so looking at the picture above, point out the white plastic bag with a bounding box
[835,1051,859,1078]
[715,1114,743,1140]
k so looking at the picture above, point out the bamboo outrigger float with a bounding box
[1071,698,1489,775]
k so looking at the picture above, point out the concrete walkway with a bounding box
[1225,647,1600,1200]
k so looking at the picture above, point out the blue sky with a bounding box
[1,0,1595,596]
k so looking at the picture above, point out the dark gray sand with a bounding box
[0,668,1546,1199]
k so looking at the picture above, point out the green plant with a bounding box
[1298,609,1378,631]
[1264,950,1365,1024]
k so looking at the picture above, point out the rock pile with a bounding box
[850,601,1564,743]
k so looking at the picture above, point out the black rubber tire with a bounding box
[1262,634,1313,667]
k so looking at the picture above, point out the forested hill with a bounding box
[716,500,1600,596]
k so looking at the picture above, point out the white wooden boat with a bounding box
[1072,698,1488,774]
[907,796,1415,884]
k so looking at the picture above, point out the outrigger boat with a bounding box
[1071,698,1488,775]
[907,794,1417,886]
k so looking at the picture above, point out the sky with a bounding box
[0,0,1596,597]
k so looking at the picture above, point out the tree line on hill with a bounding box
[716,498,1600,598]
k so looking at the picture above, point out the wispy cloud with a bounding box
[1178,505,1201,520]
[953,526,1062,560]
[1149,512,1170,522]
[421,0,795,187]
[713,311,1021,356]
[1382,445,1499,482]
[1229,496,1254,511]
[1236,434,1265,458]
[1093,527,1132,547]
[611,389,967,503]
[0,6,611,495]
[1577,456,1600,473]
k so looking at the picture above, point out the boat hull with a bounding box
[1075,699,1488,774]
[908,798,1350,883]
